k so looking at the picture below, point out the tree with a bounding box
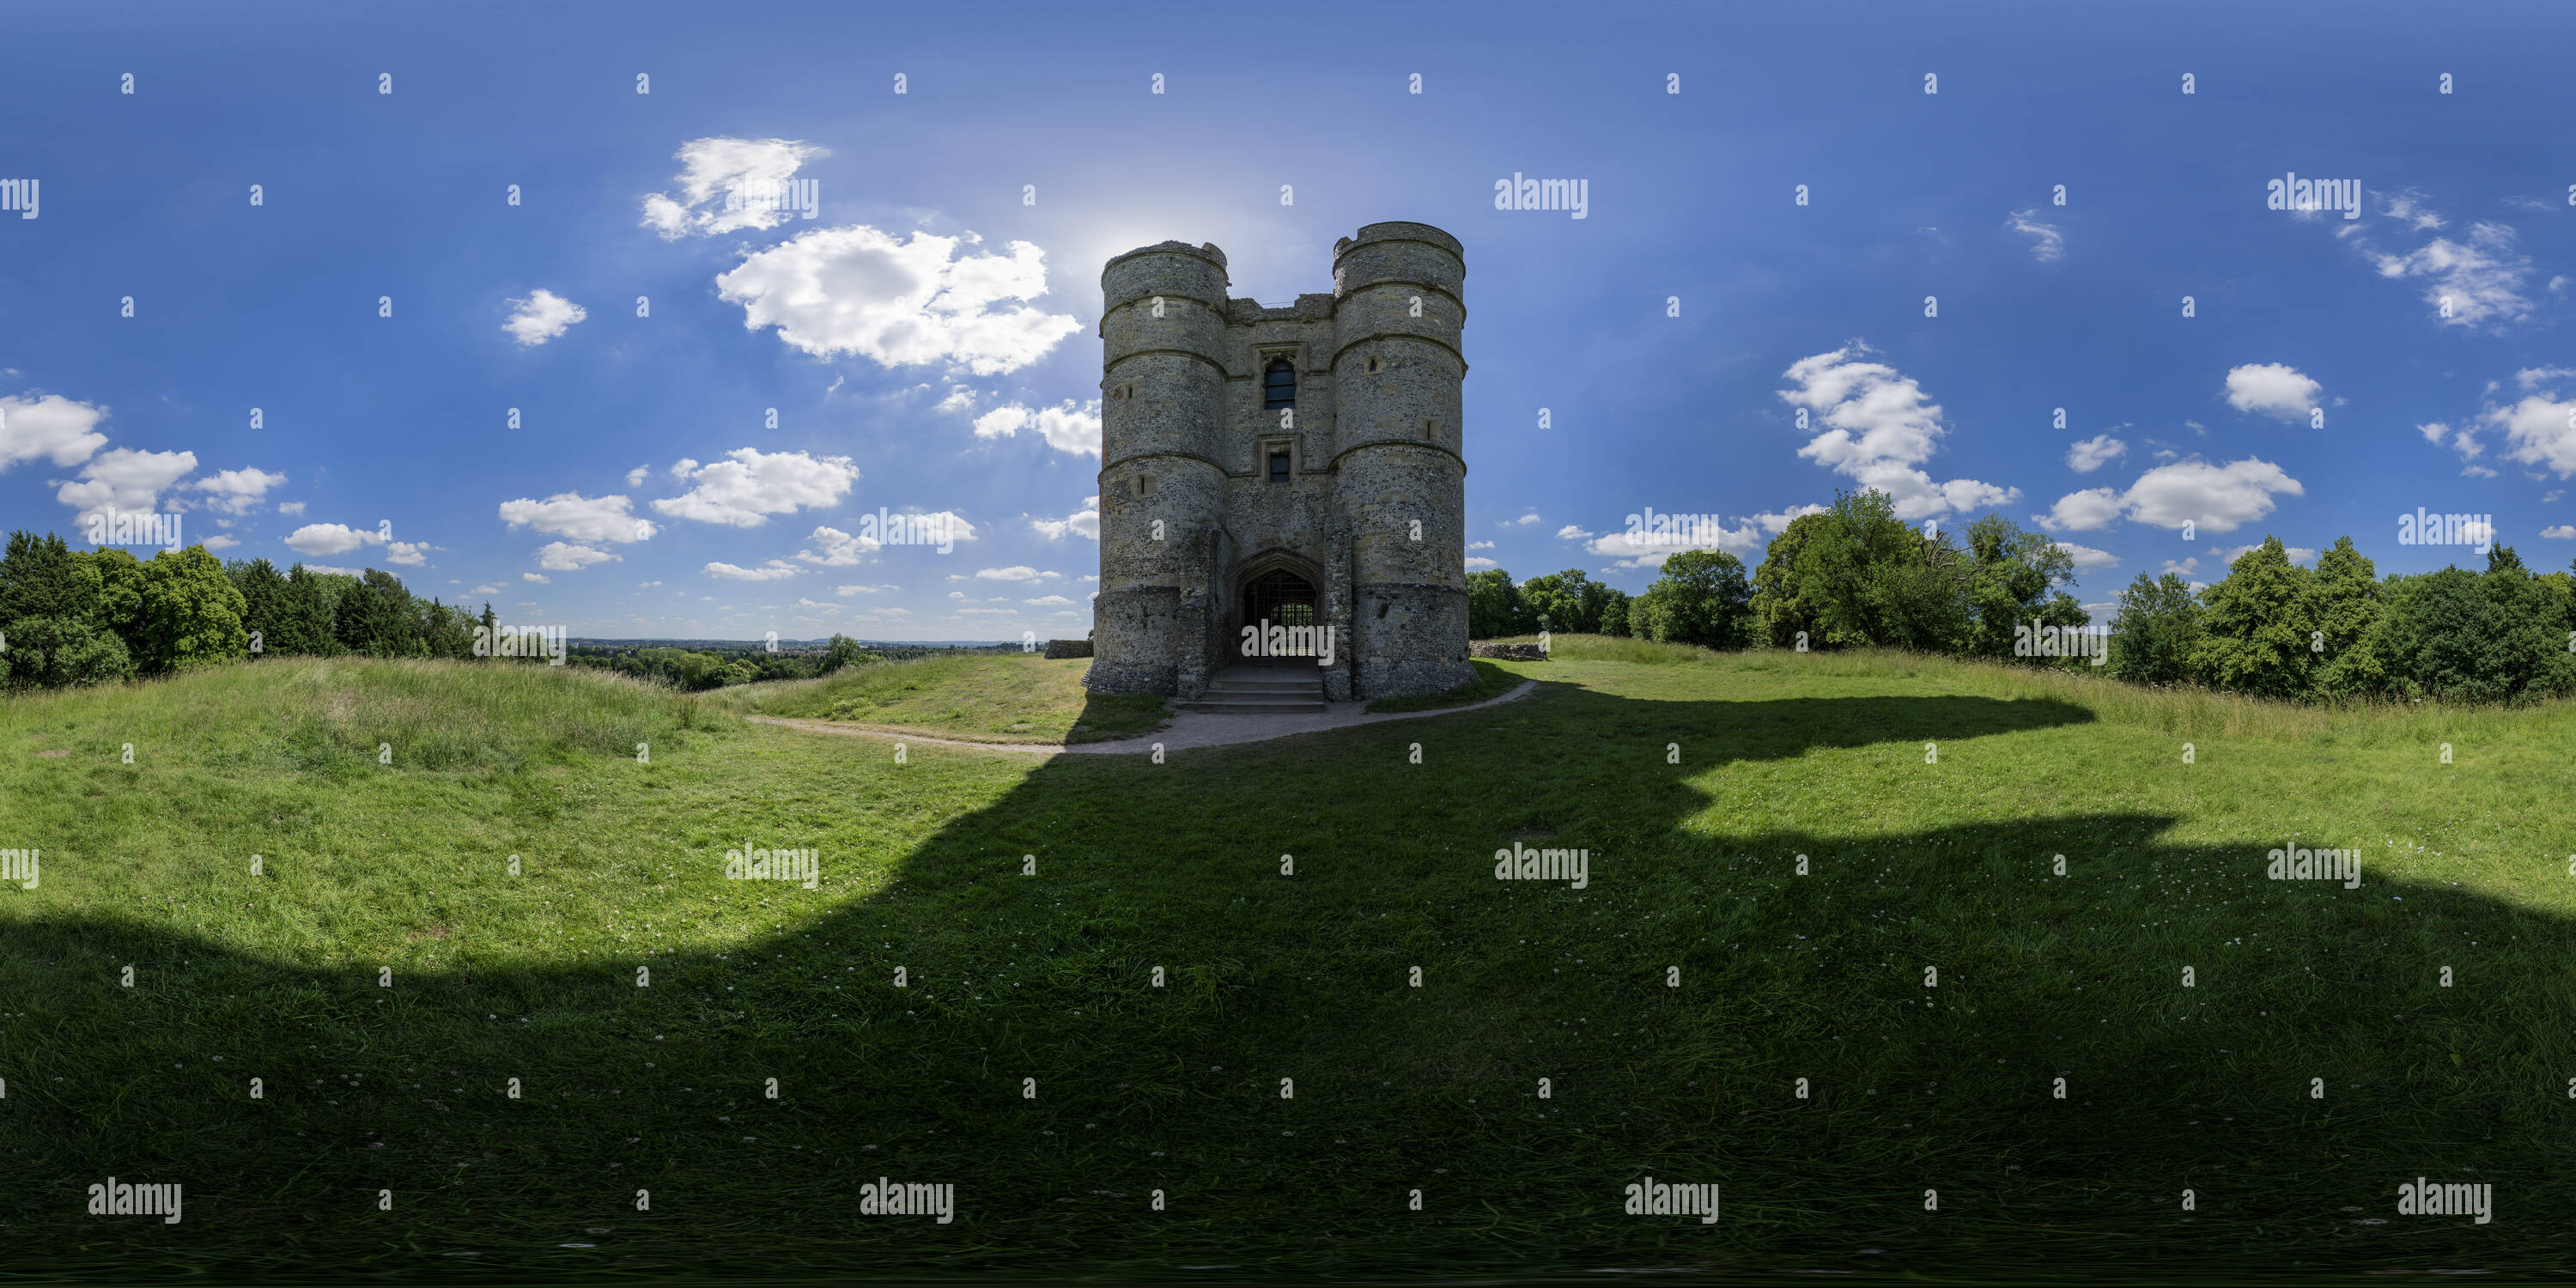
[1516,569,1595,635]
[1465,568,1520,639]
[1753,490,1968,651]
[228,557,289,658]
[2304,537,2385,695]
[84,547,149,659]
[2106,571,2202,684]
[1750,512,1829,647]
[2189,537,2314,696]
[1595,586,1632,637]
[1961,513,2079,658]
[137,545,251,671]
[821,633,866,673]
[266,564,342,656]
[335,568,416,657]
[0,531,100,625]
[1636,548,1753,648]
[2,616,134,688]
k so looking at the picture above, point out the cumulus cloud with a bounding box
[384,541,434,567]
[55,447,197,516]
[0,392,109,470]
[536,541,618,572]
[2222,363,2323,422]
[795,525,881,566]
[499,492,656,544]
[1032,496,1100,540]
[1465,556,1498,569]
[1584,505,1826,569]
[2042,458,2303,534]
[186,466,288,514]
[2217,543,2318,567]
[703,560,799,581]
[522,573,550,584]
[2052,542,2117,569]
[1555,525,1594,540]
[200,535,240,551]
[974,399,1101,456]
[2468,372,2576,478]
[1777,343,2018,520]
[2543,525,2576,539]
[2065,434,2127,474]
[714,225,1081,375]
[653,449,858,527]
[283,522,388,556]
[975,566,1048,581]
[2006,209,2064,262]
[502,289,588,347]
[641,137,829,240]
[834,584,894,596]
[1024,594,1072,605]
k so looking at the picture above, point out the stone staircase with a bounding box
[1182,665,1327,714]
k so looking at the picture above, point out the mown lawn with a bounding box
[1,643,2572,1279]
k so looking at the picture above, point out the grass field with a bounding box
[710,653,1170,744]
[3,640,2573,1279]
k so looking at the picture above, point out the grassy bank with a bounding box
[706,652,1169,744]
[1,649,2571,1279]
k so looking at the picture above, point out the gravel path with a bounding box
[745,678,1539,756]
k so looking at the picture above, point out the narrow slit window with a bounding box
[1268,451,1291,482]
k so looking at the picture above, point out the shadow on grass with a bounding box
[1,680,2566,1280]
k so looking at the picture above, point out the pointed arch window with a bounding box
[1262,357,1297,410]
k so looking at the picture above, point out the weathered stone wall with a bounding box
[1042,639,1093,659]
[1470,641,1547,661]
[1087,223,1471,702]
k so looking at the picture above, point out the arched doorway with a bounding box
[1239,567,1321,664]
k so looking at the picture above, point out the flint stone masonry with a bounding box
[1469,642,1548,661]
[1084,222,1477,703]
[1042,639,1094,659]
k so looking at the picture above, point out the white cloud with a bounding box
[1465,556,1498,569]
[2006,209,2064,262]
[276,501,306,515]
[1510,512,1540,526]
[200,535,240,551]
[1467,539,1494,550]
[835,584,894,596]
[1583,505,1824,569]
[641,137,829,240]
[385,540,432,567]
[975,566,1047,581]
[935,385,978,415]
[2222,363,2322,422]
[2473,378,2576,477]
[975,399,1102,456]
[499,492,656,543]
[1777,343,2018,520]
[2065,434,2127,474]
[472,584,501,594]
[2053,542,2117,569]
[703,560,800,581]
[283,521,385,556]
[2217,543,2318,566]
[625,465,650,486]
[1033,496,1100,540]
[795,525,881,566]
[2040,458,2304,535]
[502,289,587,347]
[185,466,288,514]
[2361,198,2534,331]
[56,447,197,515]
[522,573,550,584]
[714,225,1082,375]
[2038,487,2125,532]
[1555,525,1594,540]
[536,541,618,572]
[1024,594,1072,605]
[2542,525,2576,539]
[653,448,858,527]
[0,392,109,471]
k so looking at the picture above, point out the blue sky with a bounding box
[5,0,2574,640]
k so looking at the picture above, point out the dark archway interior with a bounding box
[1239,567,1319,662]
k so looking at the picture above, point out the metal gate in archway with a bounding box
[1241,568,1320,659]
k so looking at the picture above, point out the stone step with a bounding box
[1205,678,1324,695]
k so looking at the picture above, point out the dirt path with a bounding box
[744,678,1540,756]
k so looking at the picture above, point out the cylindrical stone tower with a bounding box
[1330,222,1474,698]
[1086,240,1231,696]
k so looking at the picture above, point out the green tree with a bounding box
[1595,586,1632,637]
[335,568,416,657]
[2189,538,2314,696]
[2304,537,2385,696]
[84,547,149,659]
[1961,513,2079,658]
[821,633,866,672]
[2,616,135,688]
[0,531,100,625]
[227,557,289,658]
[1750,511,1828,647]
[1464,568,1520,639]
[137,545,251,671]
[1516,569,1595,635]
[2106,571,2202,684]
[1636,548,1753,648]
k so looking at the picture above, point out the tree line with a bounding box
[1467,489,2576,703]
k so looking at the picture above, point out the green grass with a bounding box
[3,648,2573,1279]
[707,652,1169,744]
[1364,659,1522,713]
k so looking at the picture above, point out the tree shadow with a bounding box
[1,678,2565,1279]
